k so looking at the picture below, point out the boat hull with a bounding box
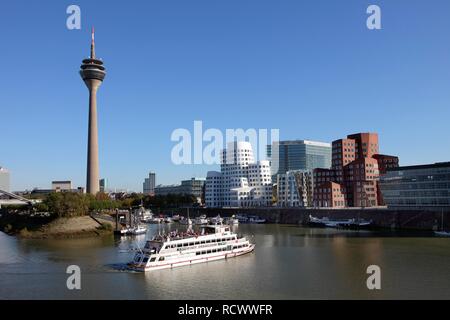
[129,244,255,272]
[435,231,450,237]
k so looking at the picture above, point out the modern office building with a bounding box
[80,28,106,194]
[180,178,205,200]
[313,133,399,208]
[205,141,273,208]
[143,172,156,195]
[267,140,331,176]
[0,167,10,192]
[155,178,205,202]
[276,170,313,207]
[379,162,450,208]
[99,178,108,193]
[51,181,72,192]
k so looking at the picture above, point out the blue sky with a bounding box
[1,0,450,191]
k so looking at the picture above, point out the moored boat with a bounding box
[127,225,147,235]
[307,215,372,229]
[225,215,239,225]
[149,217,163,224]
[180,217,193,225]
[247,215,266,224]
[140,209,153,223]
[194,215,208,225]
[434,210,449,237]
[164,217,173,223]
[210,214,223,225]
[235,214,266,224]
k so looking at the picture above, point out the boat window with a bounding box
[206,240,211,243]
[183,243,188,247]
[196,252,201,256]
[207,250,211,254]
[158,257,165,261]
[202,251,206,255]
[189,242,194,246]
[143,257,149,263]
[150,257,156,262]
[177,244,182,248]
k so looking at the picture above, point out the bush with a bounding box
[19,228,32,237]
[44,193,89,218]
[3,224,12,233]
[98,223,112,231]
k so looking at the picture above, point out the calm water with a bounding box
[1,224,450,300]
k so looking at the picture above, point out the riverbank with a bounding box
[0,212,115,239]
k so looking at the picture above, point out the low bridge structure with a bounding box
[0,189,40,208]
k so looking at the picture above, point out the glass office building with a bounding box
[268,140,332,175]
[379,162,450,207]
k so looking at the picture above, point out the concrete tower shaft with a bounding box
[79,28,106,195]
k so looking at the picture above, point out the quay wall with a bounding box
[168,207,450,231]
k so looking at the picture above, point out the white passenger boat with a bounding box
[172,214,181,222]
[128,225,255,271]
[194,214,209,225]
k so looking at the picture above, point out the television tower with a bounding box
[79,28,106,194]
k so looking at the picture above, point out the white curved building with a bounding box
[205,142,273,208]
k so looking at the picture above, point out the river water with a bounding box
[1,224,450,300]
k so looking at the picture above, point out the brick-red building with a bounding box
[313,133,399,208]
[372,154,400,174]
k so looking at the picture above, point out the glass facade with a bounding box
[379,163,450,207]
[268,141,331,175]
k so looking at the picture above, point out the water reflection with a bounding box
[1,224,450,299]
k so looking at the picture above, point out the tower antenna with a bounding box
[90,27,96,59]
